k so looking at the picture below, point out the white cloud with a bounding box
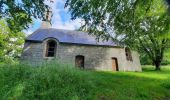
[52,18,82,30]
[25,0,81,34]
[51,0,81,30]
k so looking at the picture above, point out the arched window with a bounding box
[45,40,56,57]
[75,55,85,69]
[125,47,133,61]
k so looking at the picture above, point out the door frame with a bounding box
[75,55,85,69]
[112,57,119,71]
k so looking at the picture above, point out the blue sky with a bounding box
[26,0,81,34]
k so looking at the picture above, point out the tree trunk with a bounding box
[155,61,161,71]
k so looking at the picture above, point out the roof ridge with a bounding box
[41,28,87,33]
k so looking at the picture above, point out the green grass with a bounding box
[0,62,170,100]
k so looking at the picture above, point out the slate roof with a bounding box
[26,28,120,47]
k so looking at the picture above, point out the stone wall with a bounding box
[57,43,141,71]
[21,42,45,65]
[21,39,142,71]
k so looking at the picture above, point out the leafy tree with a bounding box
[0,20,25,63]
[65,0,170,70]
[0,0,50,31]
[0,0,52,63]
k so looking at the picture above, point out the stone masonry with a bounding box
[21,38,142,72]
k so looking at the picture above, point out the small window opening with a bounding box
[46,40,56,57]
[125,47,133,61]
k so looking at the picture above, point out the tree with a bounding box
[65,0,170,70]
[0,0,52,63]
[0,0,50,31]
[0,20,25,63]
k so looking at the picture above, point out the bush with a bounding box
[161,59,170,65]
[140,55,152,65]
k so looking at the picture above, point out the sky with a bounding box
[25,0,81,35]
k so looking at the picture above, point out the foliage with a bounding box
[0,20,25,63]
[0,62,170,100]
[161,48,170,65]
[0,0,50,62]
[0,0,49,31]
[140,53,152,65]
[140,49,170,65]
[65,0,170,70]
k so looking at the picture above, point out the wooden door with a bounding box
[75,55,84,69]
[112,58,118,71]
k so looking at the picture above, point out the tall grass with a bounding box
[0,62,95,100]
[0,63,170,100]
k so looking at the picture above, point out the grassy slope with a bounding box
[0,63,170,100]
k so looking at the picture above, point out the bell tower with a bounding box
[44,8,52,22]
[41,0,54,28]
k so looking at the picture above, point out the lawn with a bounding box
[0,63,170,100]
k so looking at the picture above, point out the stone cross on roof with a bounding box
[41,0,54,28]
